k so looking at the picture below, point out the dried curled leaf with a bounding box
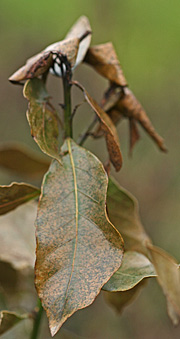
[147,244,180,325]
[103,251,156,292]
[24,78,61,163]
[84,43,127,86]
[0,202,36,270]
[0,182,40,215]
[107,177,151,255]
[9,16,91,83]
[0,311,28,335]
[115,87,167,152]
[0,143,50,178]
[35,138,123,336]
[65,15,92,68]
[73,81,123,171]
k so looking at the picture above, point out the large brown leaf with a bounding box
[35,138,123,336]
[103,251,156,292]
[73,81,123,171]
[107,177,151,255]
[147,244,180,325]
[0,182,40,215]
[0,311,28,335]
[84,43,127,86]
[24,78,61,163]
[0,202,36,270]
[0,143,50,178]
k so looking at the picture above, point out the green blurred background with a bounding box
[0,0,180,338]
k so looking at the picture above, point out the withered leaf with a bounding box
[107,177,151,255]
[35,138,123,336]
[103,251,156,292]
[9,16,92,83]
[147,244,180,325]
[0,311,28,335]
[0,201,36,270]
[104,279,147,314]
[84,43,127,87]
[65,15,92,68]
[73,81,123,171]
[0,143,50,178]
[24,78,61,163]
[0,182,40,215]
[115,87,167,152]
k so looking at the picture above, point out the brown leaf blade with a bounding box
[103,251,156,292]
[65,16,92,68]
[116,88,167,152]
[35,138,124,336]
[23,78,61,163]
[0,143,50,178]
[73,81,123,171]
[107,177,151,255]
[147,244,180,325]
[0,182,40,215]
[0,311,28,335]
[0,202,36,270]
[84,43,127,86]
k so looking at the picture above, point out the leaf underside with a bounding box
[35,138,123,336]
[0,182,40,215]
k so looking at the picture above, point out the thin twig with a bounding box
[30,299,43,339]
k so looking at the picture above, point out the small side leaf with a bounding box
[24,78,61,163]
[147,244,180,325]
[0,143,50,178]
[0,182,40,215]
[0,311,28,335]
[35,138,124,336]
[107,177,151,254]
[103,251,156,292]
[84,43,127,87]
[73,81,123,171]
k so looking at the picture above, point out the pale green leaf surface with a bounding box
[103,251,156,292]
[35,138,123,336]
[107,177,151,254]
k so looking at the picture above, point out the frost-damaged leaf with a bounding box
[0,202,36,270]
[103,251,156,292]
[104,279,147,314]
[0,182,40,215]
[24,78,61,163]
[84,43,127,86]
[0,311,28,335]
[0,143,50,178]
[73,81,123,171]
[115,87,167,152]
[129,118,140,154]
[107,177,151,255]
[35,138,123,336]
[147,244,180,325]
[65,15,92,68]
